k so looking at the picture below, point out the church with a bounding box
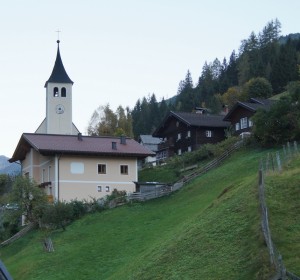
[9,40,153,202]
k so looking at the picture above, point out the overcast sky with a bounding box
[1,0,300,157]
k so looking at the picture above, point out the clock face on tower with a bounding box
[55,104,65,114]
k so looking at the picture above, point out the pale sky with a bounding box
[1,0,299,157]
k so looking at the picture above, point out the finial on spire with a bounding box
[55,29,61,41]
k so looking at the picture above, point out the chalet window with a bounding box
[53,87,59,97]
[178,149,182,155]
[176,121,179,127]
[206,130,212,138]
[61,87,66,97]
[249,119,253,127]
[187,130,191,138]
[188,146,192,152]
[177,133,181,140]
[97,186,102,192]
[235,123,240,131]
[120,165,128,175]
[240,117,248,129]
[105,186,110,192]
[98,164,106,174]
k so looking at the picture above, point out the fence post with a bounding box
[276,151,282,173]
[294,141,298,155]
[271,153,275,172]
[287,142,291,158]
[283,144,287,160]
[266,153,270,173]
[278,255,287,280]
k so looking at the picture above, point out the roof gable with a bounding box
[223,98,276,121]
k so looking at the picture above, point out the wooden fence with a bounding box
[0,222,36,248]
[128,140,243,201]
[258,141,300,280]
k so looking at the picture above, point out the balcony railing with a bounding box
[158,139,174,151]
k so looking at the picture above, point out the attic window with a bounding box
[61,87,66,97]
[53,87,59,97]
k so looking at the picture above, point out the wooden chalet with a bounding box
[223,98,275,137]
[152,111,230,161]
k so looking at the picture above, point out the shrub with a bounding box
[41,201,73,231]
[70,200,88,219]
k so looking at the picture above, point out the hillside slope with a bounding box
[1,147,292,279]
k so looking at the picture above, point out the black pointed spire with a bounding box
[44,40,74,87]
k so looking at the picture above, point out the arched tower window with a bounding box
[53,87,59,97]
[61,87,66,97]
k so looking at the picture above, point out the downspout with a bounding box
[55,154,62,201]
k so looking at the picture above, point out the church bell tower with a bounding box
[36,40,79,135]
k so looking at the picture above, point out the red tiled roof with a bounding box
[9,133,155,162]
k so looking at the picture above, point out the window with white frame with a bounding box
[120,165,128,175]
[240,117,248,129]
[188,146,192,152]
[178,149,182,155]
[235,123,240,131]
[97,186,102,192]
[177,133,181,140]
[206,130,212,138]
[187,130,191,138]
[98,164,106,174]
[249,119,253,127]
[105,186,110,192]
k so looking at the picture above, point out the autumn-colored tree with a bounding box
[87,104,133,137]
[221,86,243,109]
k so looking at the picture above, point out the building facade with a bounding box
[153,111,230,161]
[9,41,153,201]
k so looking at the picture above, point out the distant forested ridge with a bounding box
[87,19,300,140]
[129,19,300,138]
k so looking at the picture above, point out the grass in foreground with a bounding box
[1,147,276,279]
[265,156,300,275]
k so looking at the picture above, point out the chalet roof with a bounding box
[153,111,230,137]
[139,135,162,145]
[9,133,154,163]
[223,98,276,121]
[44,40,73,87]
[139,135,161,153]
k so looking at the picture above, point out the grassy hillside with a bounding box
[2,146,297,279]
[265,156,300,275]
